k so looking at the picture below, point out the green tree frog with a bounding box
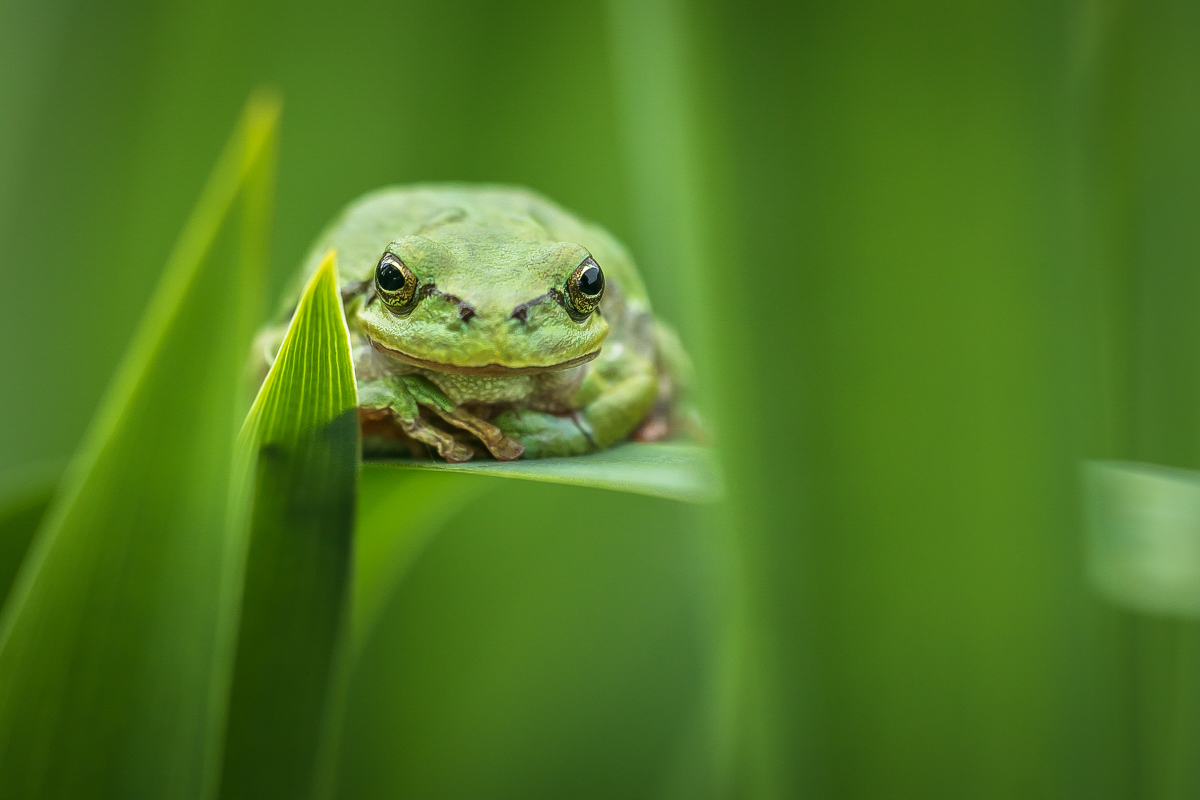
[258,185,692,461]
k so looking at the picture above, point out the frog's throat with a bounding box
[367,336,599,376]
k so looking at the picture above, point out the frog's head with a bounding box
[355,225,609,374]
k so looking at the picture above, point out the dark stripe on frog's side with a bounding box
[365,336,600,376]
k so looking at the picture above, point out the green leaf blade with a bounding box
[244,250,357,449]
[374,441,722,504]
[218,250,359,800]
[0,92,280,800]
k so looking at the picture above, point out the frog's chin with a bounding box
[367,336,599,376]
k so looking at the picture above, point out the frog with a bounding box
[257,184,693,462]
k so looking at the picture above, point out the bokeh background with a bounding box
[2,0,1199,797]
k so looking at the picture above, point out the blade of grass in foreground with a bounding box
[0,93,278,800]
[218,251,359,800]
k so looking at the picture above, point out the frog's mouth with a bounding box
[367,337,599,376]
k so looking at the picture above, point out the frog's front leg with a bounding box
[493,348,658,458]
[359,375,524,462]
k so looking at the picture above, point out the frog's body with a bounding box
[260,184,689,461]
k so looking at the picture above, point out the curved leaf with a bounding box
[376,442,721,504]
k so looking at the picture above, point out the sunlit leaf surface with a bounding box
[376,442,721,504]
[240,250,358,448]
[0,94,278,800]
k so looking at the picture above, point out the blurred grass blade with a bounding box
[0,461,63,609]
[607,2,746,797]
[218,251,359,800]
[0,92,278,799]
[352,469,489,651]
[1083,460,1200,616]
[304,469,488,800]
[379,442,721,504]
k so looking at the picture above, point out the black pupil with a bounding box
[578,263,604,297]
[377,260,406,292]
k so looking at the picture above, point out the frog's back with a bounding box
[283,184,649,314]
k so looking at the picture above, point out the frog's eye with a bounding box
[375,253,418,313]
[564,256,604,319]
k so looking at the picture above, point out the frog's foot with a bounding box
[359,375,475,462]
[632,411,670,442]
[397,375,524,461]
[359,407,426,458]
[492,409,594,459]
[359,375,526,461]
[431,406,524,461]
[397,415,475,463]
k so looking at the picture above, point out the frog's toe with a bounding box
[485,434,524,462]
[430,406,525,461]
[398,417,474,462]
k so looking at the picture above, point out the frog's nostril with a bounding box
[457,303,476,323]
[510,306,528,324]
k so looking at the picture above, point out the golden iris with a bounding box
[375,253,417,313]
[565,256,604,318]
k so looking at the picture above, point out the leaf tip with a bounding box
[244,86,283,132]
[315,248,340,288]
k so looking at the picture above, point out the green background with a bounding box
[2,0,1198,797]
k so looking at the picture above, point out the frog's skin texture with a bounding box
[259,184,688,461]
